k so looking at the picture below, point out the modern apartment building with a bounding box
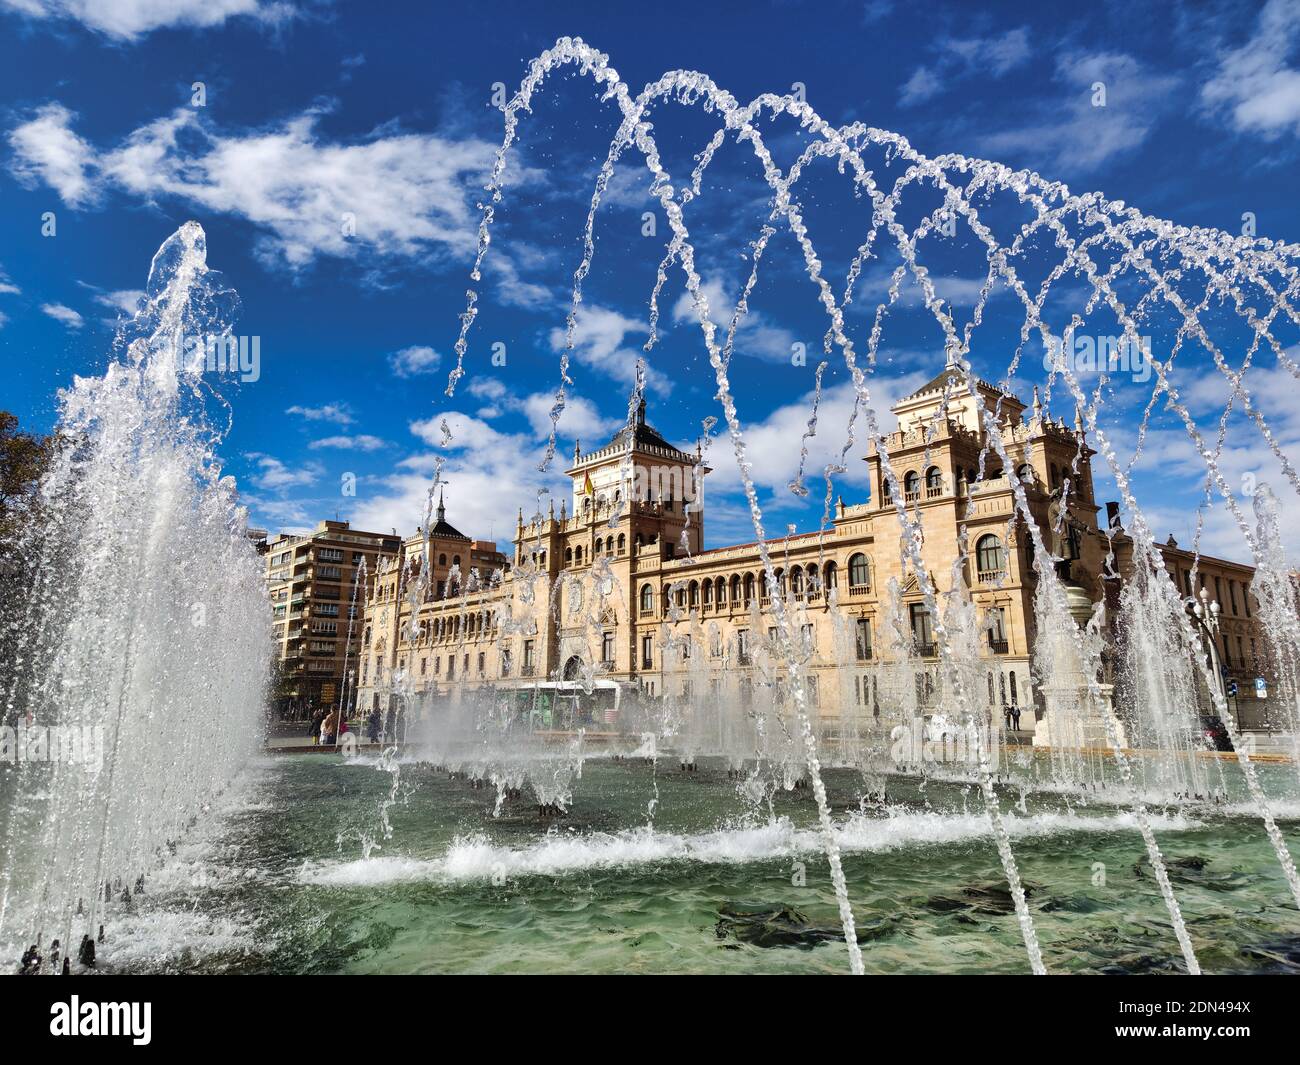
[265,520,401,715]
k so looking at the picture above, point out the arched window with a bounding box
[675,585,686,608]
[975,534,1005,580]
[848,553,870,590]
[702,580,712,606]
[823,560,838,590]
[806,563,819,597]
[730,574,741,603]
[716,576,726,605]
[688,581,699,608]
[575,546,583,565]
[925,466,943,497]
[790,567,804,598]
[743,573,755,604]
[453,555,461,568]
[594,537,603,554]
[565,547,573,564]
[438,553,447,566]
[773,568,785,598]
[617,534,626,553]
[1016,463,1034,487]
[639,583,654,614]
[904,470,920,501]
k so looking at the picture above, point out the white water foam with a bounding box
[298,808,1200,888]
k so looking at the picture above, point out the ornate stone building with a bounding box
[353,359,1276,741]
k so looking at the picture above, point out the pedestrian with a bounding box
[1011,706,1021,730]
[321,709,339,746]
[79,934,96,968]
[367,708,381,743]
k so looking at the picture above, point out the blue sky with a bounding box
[2,0,1299,560]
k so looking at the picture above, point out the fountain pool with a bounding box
[50,753,1300,975]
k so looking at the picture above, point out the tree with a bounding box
[0,411,52,547]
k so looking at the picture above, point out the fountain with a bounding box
[4,40,1300,977]
[0,223,272,971]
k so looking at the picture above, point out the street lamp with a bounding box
[1191,586,1229,719]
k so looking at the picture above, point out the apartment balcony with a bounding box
[976,570,1005,585]
[916,643,938,658]
[988,639,1009,655]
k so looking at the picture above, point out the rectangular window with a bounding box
[478,652,485,674]
[523,640,535,675]
[855,618,872,661]
[736,630,750,665]
[987,608,1007,653]
[801,624,815,656]
[806,675,819,706]
[681,634,691,659]
[501,649,512,676]
[447,657,454,678]
[601,632,614,664]
[910,603,934,653]
[641,634,654,669]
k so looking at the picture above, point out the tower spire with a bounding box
[436,488,446,524]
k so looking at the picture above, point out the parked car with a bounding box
[1200,715,1234,752]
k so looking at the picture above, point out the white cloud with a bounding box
[91,288,145,315]
[308,434,388,452]
[351,412,569,546]
[7,104,504,268]
[41,302,83,328]
[247,453,323,491]
[899,67,944,107]
[671,278,802,365]
[286,402,354,426]
[0,266,20,296]
[521,392,619,442]
[1202,0,1300,138]
[549,303,669,391]
[974,51,1179,174]
[703,372,931,499]
[388,344,441,377]
[466,376,621,442]
[0,0,293,41]
[8,104,97,207]
[899,27,1031,108]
